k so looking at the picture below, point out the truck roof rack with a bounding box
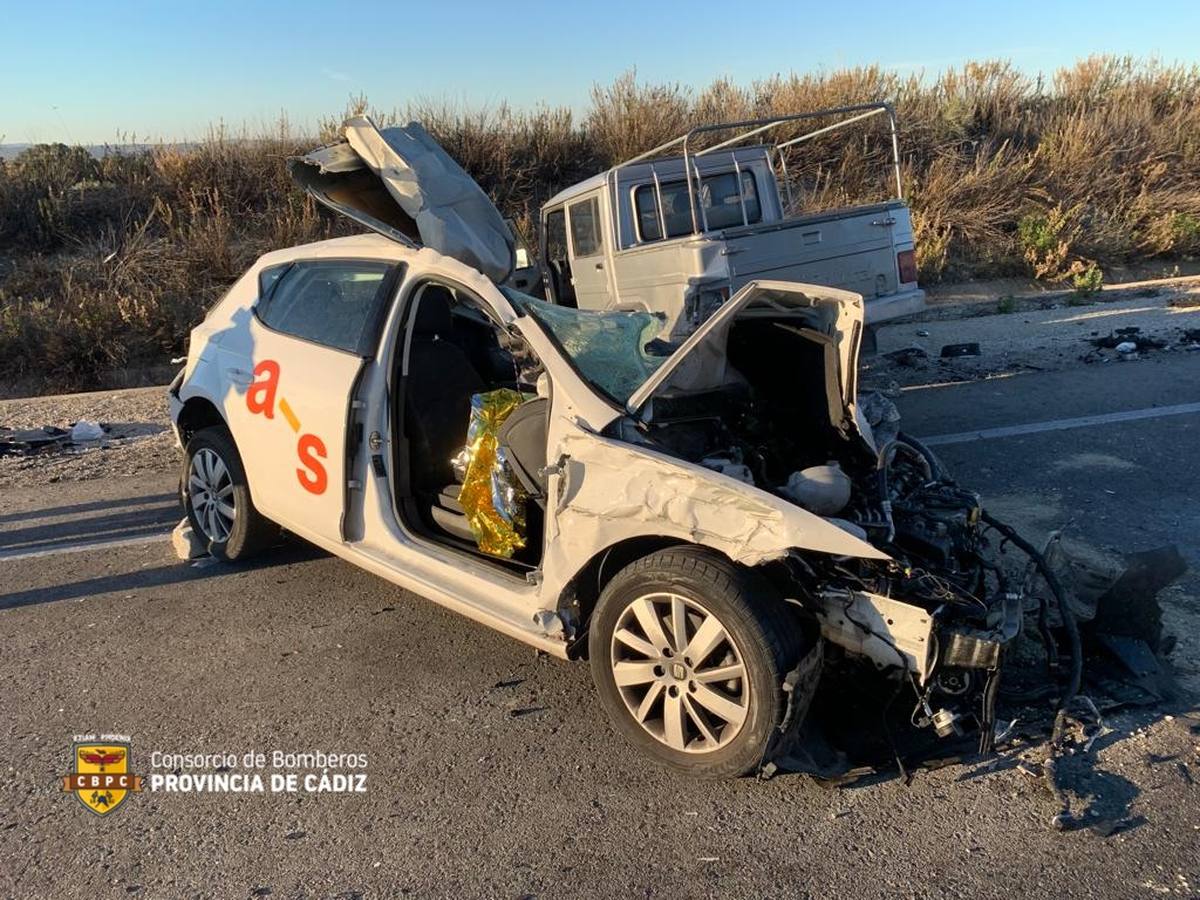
[604,101,902,245]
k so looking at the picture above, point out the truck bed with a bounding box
[718,200,911,314]
[719,200,904,239]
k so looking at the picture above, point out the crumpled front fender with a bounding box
[539,427,888,603]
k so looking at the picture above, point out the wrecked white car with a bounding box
[168,119,1033,777]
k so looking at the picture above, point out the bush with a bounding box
[3,55,1200,394]
[1070,261,1104,297]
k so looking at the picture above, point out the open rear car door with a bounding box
[290,117,516,283]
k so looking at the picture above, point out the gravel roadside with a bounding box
[0,385,177,489]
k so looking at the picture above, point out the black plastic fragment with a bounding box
[940,342,981,358]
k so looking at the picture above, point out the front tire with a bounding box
[182,425,279,562]
[588,547,816,778]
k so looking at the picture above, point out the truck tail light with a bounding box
[897,249,918,284]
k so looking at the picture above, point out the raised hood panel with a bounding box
[290,117,515,283]
[626,280,865,416]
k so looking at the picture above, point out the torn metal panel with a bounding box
[539,427,889,602]
[1089,545,1185,651]
[291,118,515,283]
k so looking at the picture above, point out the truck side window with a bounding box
[635,189,664,242]
[635,183,693,242]
[544,207,576,307]
[568,197,602,257]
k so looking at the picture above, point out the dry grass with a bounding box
[2,56,1199,393]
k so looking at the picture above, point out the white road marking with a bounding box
[921,401,1200,446]
[900,372,1021,392]
[0,533,166,563]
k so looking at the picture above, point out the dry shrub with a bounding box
[587,71,694,162]
[909,141,1036,279]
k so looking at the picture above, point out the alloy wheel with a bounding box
[609,592,750,753]
[188,447,235,543]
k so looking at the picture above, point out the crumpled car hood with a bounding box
[290,117,515,283]
[625,280,869,447]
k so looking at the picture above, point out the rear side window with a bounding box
[258,263,291,301]
[701,171,761,230]
[568,197,603,257]
[635,170,761,242]
[256,260,394,354]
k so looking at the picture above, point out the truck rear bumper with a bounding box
[864,287,925,324]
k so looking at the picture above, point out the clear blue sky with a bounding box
[2,0,1197,144]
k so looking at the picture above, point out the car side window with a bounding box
[568,197,602,258]
[256,260,394,354]
[258,263,291,302]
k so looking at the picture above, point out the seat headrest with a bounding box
[412,287,455,336]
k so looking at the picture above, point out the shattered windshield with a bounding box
[502,289,670,404]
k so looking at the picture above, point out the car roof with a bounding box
[257,232,409,266]
[252,233,513,316]
[256,233,487,282]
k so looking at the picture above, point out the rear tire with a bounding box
[588,546,817,778]
[181,425,279,562]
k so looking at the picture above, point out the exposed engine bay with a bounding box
[613,308,1055,753]
[510,281,1180,806]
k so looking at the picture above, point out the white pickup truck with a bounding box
[538,103,924,340]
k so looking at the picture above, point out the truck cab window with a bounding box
[568,197,603,257]
[544,207,576,307]
[635,171,762,242]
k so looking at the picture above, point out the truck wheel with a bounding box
[588,547,817,778]
[182,425,279,562]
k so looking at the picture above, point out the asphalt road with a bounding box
[3,354,1200,899]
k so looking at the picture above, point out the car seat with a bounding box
[404,287,484,542]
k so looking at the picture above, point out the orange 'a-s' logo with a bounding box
[62,740,142,816]
[244,359,328,494]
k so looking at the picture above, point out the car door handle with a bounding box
[226,367,253,386]
[594,262,604,270]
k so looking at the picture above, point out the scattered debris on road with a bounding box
[68,419,106,442]
[171,518,206,561]
[1089,327,1168,359]
[0,421,118,455]
[940,341,982,358]
[882,346,928,366]
[0,387,175,488]
[0,425,71,456]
